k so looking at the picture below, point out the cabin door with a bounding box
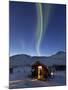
[38,66,42,79]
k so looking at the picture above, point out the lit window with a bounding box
[38,66,42,69]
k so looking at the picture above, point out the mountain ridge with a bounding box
[10,51,66,68]
[10,51,66,58]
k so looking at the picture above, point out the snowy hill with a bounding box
[10,51,66,68]
[9,51,66,88]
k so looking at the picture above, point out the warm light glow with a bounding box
[38,66,42,69]
[38,66,42,79]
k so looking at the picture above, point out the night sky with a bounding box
[9,1,66,56]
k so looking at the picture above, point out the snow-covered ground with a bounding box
[9,71,66,89]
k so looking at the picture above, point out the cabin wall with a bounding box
[31,65,49,80]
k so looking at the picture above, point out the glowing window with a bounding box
[38,66,42,69]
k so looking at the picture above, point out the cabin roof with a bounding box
[32,61,47,68]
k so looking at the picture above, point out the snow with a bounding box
[9,71,66,89]
[9,53,66,89]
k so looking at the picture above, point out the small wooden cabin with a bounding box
[31,61,49,80]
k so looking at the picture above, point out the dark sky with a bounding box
[9,1,66,56]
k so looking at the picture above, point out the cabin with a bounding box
[31,61,49,80]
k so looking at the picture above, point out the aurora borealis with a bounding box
[10,1,66,56]
[36,3,43,56]
[36,3,51,56]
